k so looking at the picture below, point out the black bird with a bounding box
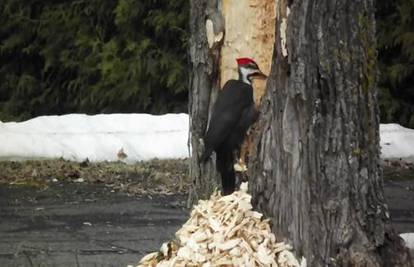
[201,57,267,195]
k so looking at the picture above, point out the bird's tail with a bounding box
[216,147,235,195]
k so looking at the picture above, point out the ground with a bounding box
[0,159,413,267]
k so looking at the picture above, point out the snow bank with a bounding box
[380,124,414,162]
[1,115,414,163]
[0,113,189,162]
[400,233,414,250]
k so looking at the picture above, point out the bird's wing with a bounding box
[204,109,241,151]
[204,80,252,152]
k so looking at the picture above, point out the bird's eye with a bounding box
[248,63,258,69]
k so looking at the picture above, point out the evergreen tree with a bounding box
[0,0,189,121]
[1,0,412,126]
[376,0,414,127]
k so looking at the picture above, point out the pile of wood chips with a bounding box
[134,183,306,267]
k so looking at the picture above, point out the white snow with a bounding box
[1,115,414,248]
[1,115,414,163]
[380,123,414,162]
[0,113,189,163]
[400,233,414,250]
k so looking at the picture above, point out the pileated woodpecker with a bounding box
[201,57,267,195]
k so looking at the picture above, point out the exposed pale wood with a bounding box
[220,0,276,168]
[220,0,276,105]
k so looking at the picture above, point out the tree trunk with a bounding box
[249,0,412,266]
[187,0,224,206]
[188,0,275,205]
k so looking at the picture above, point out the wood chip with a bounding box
[135,182,306,267]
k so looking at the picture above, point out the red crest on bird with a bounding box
[236,57,257,66]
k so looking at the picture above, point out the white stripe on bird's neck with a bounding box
[239,67,252,85]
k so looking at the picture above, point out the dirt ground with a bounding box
[0,183,188,267]
[0,159,413,267]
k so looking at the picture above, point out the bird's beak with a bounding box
[253,70,268,79]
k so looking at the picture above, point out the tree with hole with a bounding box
[188,0,413,265]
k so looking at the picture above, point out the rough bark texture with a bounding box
[249,0,412,266]
[188,0,224,206]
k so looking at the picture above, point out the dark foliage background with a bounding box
[0,0,189,121]
[376,0,414,128]
[0,0,413,126]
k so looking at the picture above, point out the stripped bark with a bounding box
[249,0,412,266]
[188,0,275,205]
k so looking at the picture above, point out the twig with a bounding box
[22,251,34,267]
[75,249,81,267]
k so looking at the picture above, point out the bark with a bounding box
[249,0,412,266]
[187,0,224,206]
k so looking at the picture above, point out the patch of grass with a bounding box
[0,159,191,195]
[383,166,414,181]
